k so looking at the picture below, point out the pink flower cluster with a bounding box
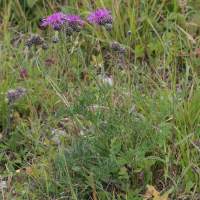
[45,59,55,66]
[20,69,28,78]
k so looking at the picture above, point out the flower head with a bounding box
[67,15,84,25]
[20,69,29,78]
[14,120,19,125]
[87,9,112,25]
[5,87,26,102]
[41,12,68,30]
[45,59,55,65]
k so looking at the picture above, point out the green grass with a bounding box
[0,0,200,199]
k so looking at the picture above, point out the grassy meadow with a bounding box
[0,0,200,199]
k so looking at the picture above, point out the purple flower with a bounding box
[14,120,19,125]
[20,69,29,78]
[45,63,51,66]
[26,120,31,125]
[14,116,18,119]
[67,15,84,25]
[87,9,112,25]
[41,12,68,29]
[45,59,55,64]
[21,116,26,119]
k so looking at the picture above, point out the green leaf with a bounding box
[27,0,38,8]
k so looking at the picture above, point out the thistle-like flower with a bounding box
[119,47,126,54]
[76,26,82,33]
[117,59,121,63]
[41,12,68,30]
[52,36,59,43]
[42,44,48,51]
[111,41,120,51]
[105,23,112,31]
[31,34,43,45]
[25,39,33,47]
[67,15,84,32]
[128,31,132,36]
[87,9,112,25]
[65,27,73,36]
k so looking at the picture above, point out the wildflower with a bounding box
[45,63,51,66]
[76,26,82,33]
[25,39,33,47]
[65,27,73,36]
[14,120,19,125]
[38,38,45,45]
[105,23,112,31]
[165,40,172,47]
[26,120,31,125]
[31,34,42,45]
[117,59,121,63]
[119,47,126,54]
[128,31,132,36]
[16,86,26,98]
[20,69,29,78]
[45,59,54,65]
[5,87,26,101]
[16,170,20,173]
[42,44,48,51]
[87,9,112,25]
[41,12,68,30]
[52,36,59,44]
[21,116,26,119]
[43,141,47,146]
[14,116,18,119]
[111,41,120,51]
[67,15,84,32]
[75,48,78,52]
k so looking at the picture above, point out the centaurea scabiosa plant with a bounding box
[41,12,68,31]
[87,9,113,26]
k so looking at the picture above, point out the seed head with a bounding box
[25,39,33,47]
[76,26,82,33]
[5,89,20,101]
[119,47,126,54]
[16,86,26,98]
[42,44,48,51]
[128,31,132,36]
[65,27,73,36]
[52,36,59,43]
[5,87,26,101]
[117,59,121,63]
[105,23,112,31]
[111,41,120,51]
